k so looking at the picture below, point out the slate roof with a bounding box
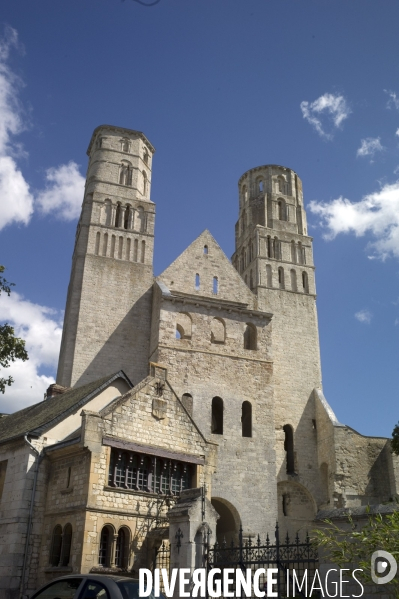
[0,371,132,444]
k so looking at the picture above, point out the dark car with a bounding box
[29,574,166,599]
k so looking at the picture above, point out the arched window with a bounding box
[118,237,123,260]
[60,523,72,567]
[283,424,295,474]
[298,242,305,265]
[115,527,129,569]
[115,204,121,228]
[141,240,145,263]
[50,525,62,566]
[266,264,272,287]
[176,313,192,340]
[213,276,218,295]
[102,233,108,257]
[277,176,285,194]
[278,199,286,221]
[278,267,285,289]
[181,393,193,414]
[99,525,113,567]
[195,273,200,290]
[242,401,252,437]
[291,240,296,263]
[103,199,113,226]
[95,232,100,256]
[211,397,223,434]
[133,239,138,262]
[258,179,264,192]
[204,245,208,255]
[211,317,225,344]
[290,269,297,292]
[142,170,147,195]
[121,139,130,152]
[124,205,131,230]
[119,161,132,186]
[143,150,149,164]
[243,323,257,350]
[302,271,309,294]
[136,206,145,232]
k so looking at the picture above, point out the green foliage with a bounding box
[313,509,399,598]
[0,266,28,394]
[392,423,399,456]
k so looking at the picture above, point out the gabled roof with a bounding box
[158,229,257,307]
[0,371,133,444]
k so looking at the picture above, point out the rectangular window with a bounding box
[0,460,8,503]
[108,449,191,496]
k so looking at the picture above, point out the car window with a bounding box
[79,581,110,599]
[116,581,165,599]
[31,578,83,599]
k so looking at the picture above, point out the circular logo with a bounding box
[371,551,397,585]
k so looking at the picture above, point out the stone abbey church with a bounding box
[0,124,398,598]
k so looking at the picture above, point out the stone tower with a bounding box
[57,125,155,388]
[232,165,324,528]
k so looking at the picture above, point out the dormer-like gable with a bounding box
[158,230,257,306]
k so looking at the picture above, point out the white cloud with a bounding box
[0,27,84,231]
[396,129,399,137]
[36,162,85,220]
[357,137,384,158]
[0,27,34,230]
[385,90,399,110]
[309,180,399,260]
[300,93,351,140]
[0,292,63,413]
[355,310,372,324]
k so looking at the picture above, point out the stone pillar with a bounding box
[119,206,126,229]
[111,204,117,227]
[168,488,219,598]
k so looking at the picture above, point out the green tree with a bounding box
[392,423,399,456]
[0,266,28,394]
[313,509,399,598]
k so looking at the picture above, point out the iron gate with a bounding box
[206,524,319,599]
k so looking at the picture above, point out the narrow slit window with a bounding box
[204,245,208,255]
[213,276,218,294]
[211,397,223,435]
[302,271,309,293]
[242,401,252,437]
[141,240,145,263]
[283,424,295,474]
[195,273,200,290]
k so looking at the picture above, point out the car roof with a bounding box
[53,574,139,582]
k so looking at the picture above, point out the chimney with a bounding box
[44,383,69,400]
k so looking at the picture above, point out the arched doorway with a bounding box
[211,497,240,544]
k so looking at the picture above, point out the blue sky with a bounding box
[0,0,399,437]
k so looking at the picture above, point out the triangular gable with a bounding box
[158,230,256,307]
[99,368,214,454]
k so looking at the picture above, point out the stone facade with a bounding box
[1,125,398,597]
